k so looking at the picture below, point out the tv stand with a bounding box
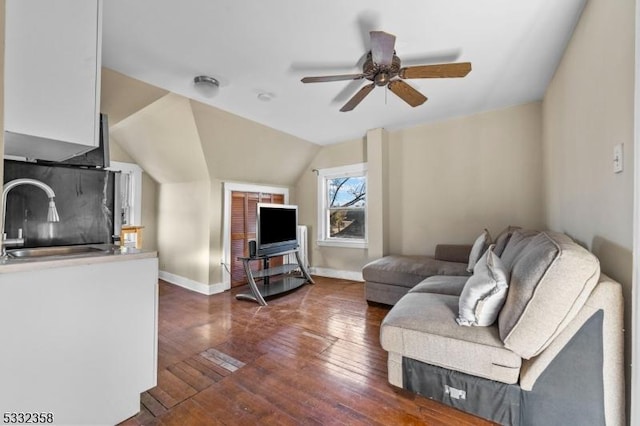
[236,248,314,306]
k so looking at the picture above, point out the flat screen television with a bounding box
[256,203,298,256]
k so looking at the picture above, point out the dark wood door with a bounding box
[230,191,285,287]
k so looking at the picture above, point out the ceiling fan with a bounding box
[301,31,472,112]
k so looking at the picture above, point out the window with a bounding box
[317,163,367,248]
[109,161,143,226]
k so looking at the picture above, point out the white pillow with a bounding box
[467,228,491,272]
[457,245,510,327]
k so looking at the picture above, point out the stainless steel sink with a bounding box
[6,245,110,259]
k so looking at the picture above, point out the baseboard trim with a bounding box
[310,267,364,282]
[159,268,363,293]
[159,270,226,296]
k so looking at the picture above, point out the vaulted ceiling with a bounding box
[101,0,588,146]
[102,69,320,186]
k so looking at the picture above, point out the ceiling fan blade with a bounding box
[399,62,472,79]
[388,80,427,107]
[301,73,365,83]
[340,83,375,112]
[370,31,396,66]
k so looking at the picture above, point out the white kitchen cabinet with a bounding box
[0,255,158,425]
[4,0,102,161]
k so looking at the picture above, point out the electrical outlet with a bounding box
[613,144,624,174]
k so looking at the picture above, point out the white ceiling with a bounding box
[101,0,587,146]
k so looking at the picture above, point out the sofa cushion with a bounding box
[457,245,510,327]
[409,276,469,296]
[500,229,540,270]
[434,244,473,263]
[365,281,411,306]
[380,292,522,384]
[498,231,600,359]
[362,255,470,288]
[493,225,521,257]
[467,229,491,272]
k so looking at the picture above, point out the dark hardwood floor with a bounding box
[119,276,496,425]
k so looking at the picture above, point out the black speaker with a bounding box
[248,240,257,257]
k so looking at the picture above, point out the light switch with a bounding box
[613,143,624,174]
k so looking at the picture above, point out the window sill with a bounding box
[317,239,368,249]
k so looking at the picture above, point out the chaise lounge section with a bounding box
[362,243,474,305]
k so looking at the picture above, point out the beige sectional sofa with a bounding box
[362,244,473,305]
[373,230,624,425]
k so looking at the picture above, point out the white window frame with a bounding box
[316,163,368,249]
[108,161,143,226]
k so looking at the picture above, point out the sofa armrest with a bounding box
[434,244,472,263]
[519,276,624,425]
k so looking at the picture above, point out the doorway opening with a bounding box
[222,182,289,290]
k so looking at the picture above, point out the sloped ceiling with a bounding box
[103,70,319,186]
[109,93,209,184]
[191,99,319,186]
[101,68,169,127]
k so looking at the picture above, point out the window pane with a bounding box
[328,176,366,208]
[318,164,367,246]
[329,208,365,239]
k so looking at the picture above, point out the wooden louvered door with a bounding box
[230,191,285,287]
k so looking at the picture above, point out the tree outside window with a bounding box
[328,176,366,239]
[317,163,367,248]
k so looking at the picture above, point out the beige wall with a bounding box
[139,172,158,252]
[109,138,159,252]
[102,71,320,286]
[208,179,224,286]
[296,137,369,271]
[109,93,213,273]
[389,102,544,256]
[157,180,210,283]
[101,68,168,127]
[543,0,634,269]
[109,94,213,283]
[191,100,319,186]
[298,102,544,274]
[109,138,134,163]
[366,128,390,260]
[101,69,166,252]
[110,94,209,184]
[541,0,634,414]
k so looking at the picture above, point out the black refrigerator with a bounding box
[3,159,121,247]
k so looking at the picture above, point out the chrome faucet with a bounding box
[1,178,60,257]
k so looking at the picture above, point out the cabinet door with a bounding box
[230,191,285,287]
[4,0,102,161]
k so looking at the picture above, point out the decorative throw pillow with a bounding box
[457,245,510,326]
[467,228,491,272]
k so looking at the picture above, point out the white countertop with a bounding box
[0,244,158,273]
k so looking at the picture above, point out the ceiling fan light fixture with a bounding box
[301,30,471,111]
[257,92,274,102]
[374,72,390,86]
[193,75,220,97]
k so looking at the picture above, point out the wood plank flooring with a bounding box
[119,277,496,425]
